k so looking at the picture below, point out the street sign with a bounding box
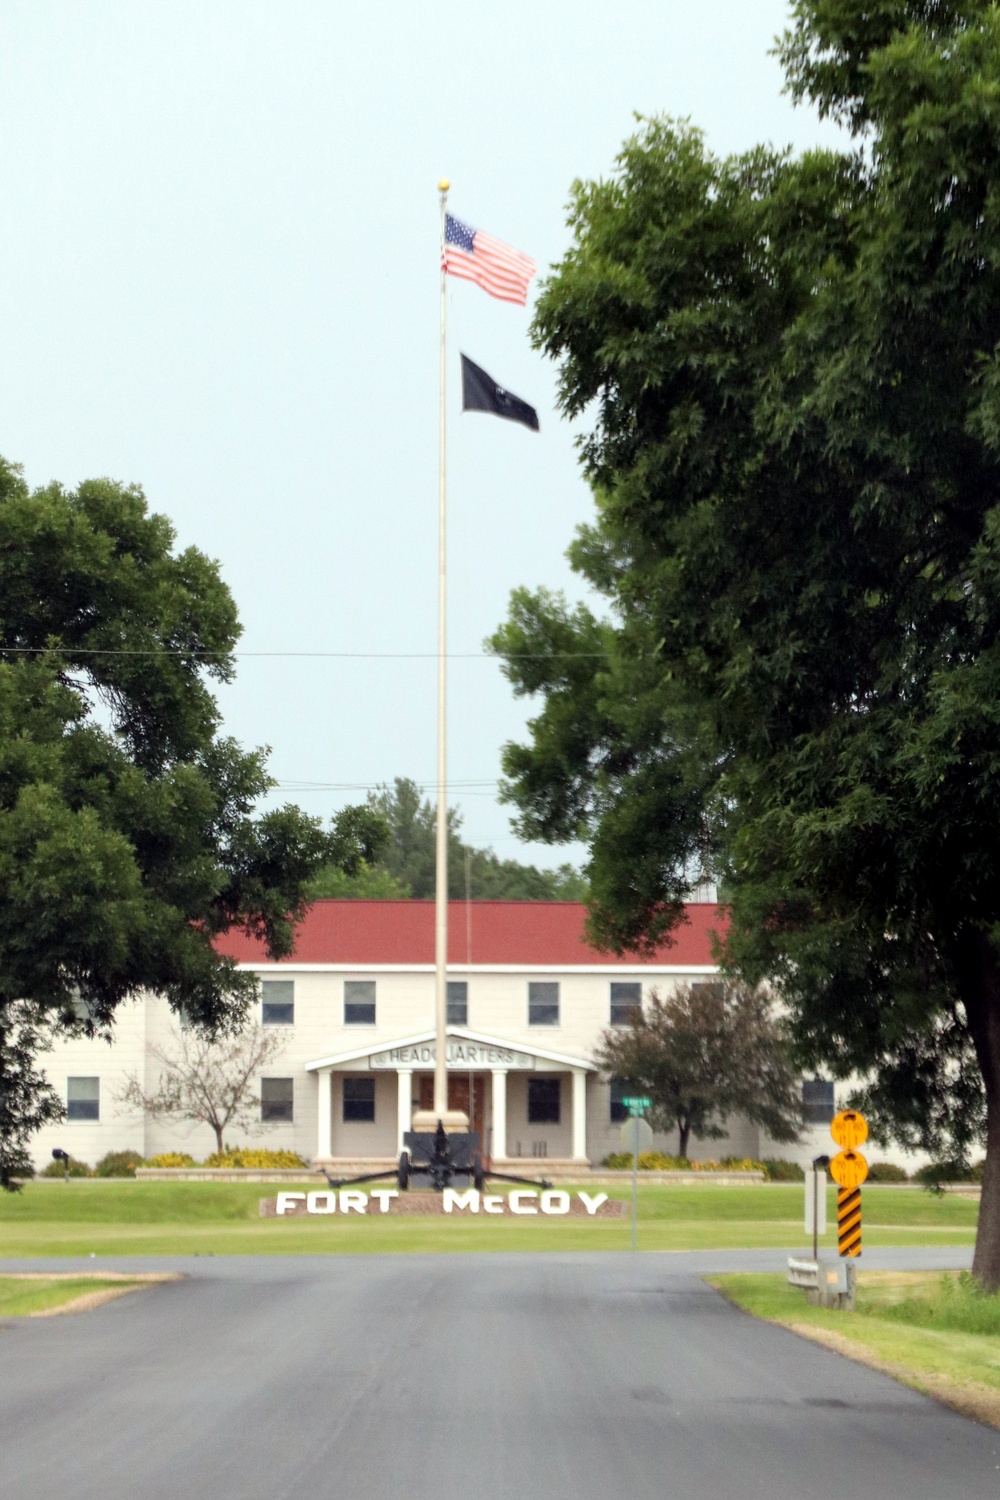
[829,1150,868,1189]
[804,1169,827,1238]
[830,1109,868,1150]
[620,1117,653,1155]
[837,1186,862,1257]
[621,1096,651,1114]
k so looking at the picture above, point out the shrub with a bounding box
[915,1158,985,1188]
[144,1152,197,1168]
[39,1155,91,1178]
[202,1147,310,1169]
[94,1149,145,1178]
[599,1151,764,1172]
[760,1158,805,1182]
[865,1160,909,1183]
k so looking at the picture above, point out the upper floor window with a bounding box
[67,1076,99,1122]
[528,981,559,1026]
[343,1076,376,1122]
[802,1078,835,1125]
[447,981,468,1025]
[344,980,376,1025]
[610,982,641,1026]
[261,1077,293,1123]
[262,979,294,1026]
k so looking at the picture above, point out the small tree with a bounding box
[595,983,801,1158]
[117,1024,287,1156]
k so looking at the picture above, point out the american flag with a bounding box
[443,213,537,306]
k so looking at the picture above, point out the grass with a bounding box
[0,1180,979,1257]
[0,1274,153,1316]
[711,1270,1000,1428]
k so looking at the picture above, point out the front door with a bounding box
[418,1073,486,1143]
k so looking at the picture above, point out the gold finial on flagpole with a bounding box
[438,177,450,193]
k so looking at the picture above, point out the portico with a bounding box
[306,1027,595,1167]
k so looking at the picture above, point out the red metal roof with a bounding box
[216,900,724,968]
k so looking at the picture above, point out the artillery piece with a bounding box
[322,1120,552,1194]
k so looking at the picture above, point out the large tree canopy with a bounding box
[308,777,588,901]
[0,458,386,1186]
[490,0,1000,1283]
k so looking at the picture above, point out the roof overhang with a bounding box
[304,1025,597,1073]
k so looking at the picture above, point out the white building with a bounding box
[31,899,853,1172]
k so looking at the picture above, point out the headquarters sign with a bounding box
[368,1041,536,1070]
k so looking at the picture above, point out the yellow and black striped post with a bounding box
[838,1186,862,1257]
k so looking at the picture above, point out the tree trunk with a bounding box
[213,1121,225,1155]
[678,1119,690,1158]
[951,928,1000,1290]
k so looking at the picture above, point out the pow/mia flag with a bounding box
[460,354,539,432]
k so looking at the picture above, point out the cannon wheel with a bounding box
[398,1152,410,1191]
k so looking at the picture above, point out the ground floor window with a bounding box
[608,1079,628,1124]
[343,1076,375,1123]
[261,1077,293,1123]
[801,1078,835,1124]
[67,1076,100,1121]
[527,1076,561,1124]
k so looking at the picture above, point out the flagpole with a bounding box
[434,177,450,1125]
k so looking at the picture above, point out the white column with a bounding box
[571,1068,588,1162]
[316,1068,332,1161]
[491,1069,508,1160]
[397,1069,413,1154]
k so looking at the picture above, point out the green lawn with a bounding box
[711,1270,1000,1428]
[0,1275,150,1316]
[0,1180,978,1257]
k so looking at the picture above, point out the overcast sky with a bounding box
[0,1,841,869]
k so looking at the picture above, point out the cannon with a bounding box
[322,1120,552,1194]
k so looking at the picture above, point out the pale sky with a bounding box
[0,1,841,868]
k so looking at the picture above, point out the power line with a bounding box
[0,647,606,660]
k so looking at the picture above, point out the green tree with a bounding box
[490,2,1000,1285]
[309,776,588,900]
[0,459,385,1187]
[595,983,801,1158]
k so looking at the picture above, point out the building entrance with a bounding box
[417,1072,487,1147]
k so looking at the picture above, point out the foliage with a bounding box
[866,1161,910,1183]
[915,1158,986,1188]
[595,983,800,1157]
[39,1155,91,1178]
[309,777,588,901]
[143,1152,196,1168]
[93,1150,144,1178]
[0,458,387,1188]
[0,1002,64,1187]
[759,1158,806,1183]
[601,1150,765,1171]
[117,1023,287,1155]
[202,1147,310,1168]
[490,1,1000,1285]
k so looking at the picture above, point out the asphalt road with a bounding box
[0,1248,996,1500]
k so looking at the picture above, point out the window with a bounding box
[609,1079,628,1124]
[447,981,468,1025]
[344,980,376,1025]
[528,981,559,1026]
[262,979,294,1026]
[67,1076,99,1122]
[343,1077,375,1123]
[802,1078,835,1125]
[261,1077,293,1124]
[610,982,641,1026]
[527,1077,561,1124]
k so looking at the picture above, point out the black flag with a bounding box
[461,354,539,432]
